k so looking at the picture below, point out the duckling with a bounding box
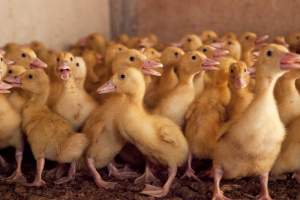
[73,56,87,88]
[177,34,203,51]
[211,44,299,200]
[52,52,97,131]
[99,67,188,197]
[5,47,47,69]
[3,43,21,55]
[0,56,25,183]
[221,32,237,41]
[287,32,300,53]
[139,34,159,49]
[78,33,107,55]
[273,36,289,48]
[275,68,300,125]
[20,69,88,186]
[154,51,219,127]
[183,56,234,181]
[140,47,161,62]
[200,30,219,44]
[226,61,253,121]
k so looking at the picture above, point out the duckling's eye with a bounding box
[266,50,272,57]
[120,74,126,79]
[245,36,250,40]
[244,68,247,72]
[191,55,197,60]
[187,38,192,42]
[57,58,60,62]
[129,56,135,62]
[230,69,234,73]
[76,63,80,67]
[8,70,12,74]
[151,51,155,55]
[28,74,33,79]
[228,41,232,45]
[21,53,26,58]
[0,58,3,62]
[118,48,123,51]
[203,48,208,52]
[174,52,179,57]
[296,36,300,40]
[212,39,217,43]
[70,57,74,62]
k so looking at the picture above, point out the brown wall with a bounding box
[112,0,300,42]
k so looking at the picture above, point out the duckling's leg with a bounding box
[0,155,8,168]
[25,158,46,187]
[292,171,300,183]
[108,162,138,180]
[257,172,272,200]
[140,166,177,198]
[212,165,232,200]
[86,157,116,189]
[6,148,26,183]
[180,153,201,181]
[45,164,65,179]
[134,162,159,184]
[54,161,76,184]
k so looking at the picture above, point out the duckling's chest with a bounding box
[0,96,21,132]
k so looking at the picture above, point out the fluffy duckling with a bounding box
[221,32,237,41]
[273,36,289,48]
[73,56,87,88]
[183,56,234,181]
[141,47,161,62]
[0,56,25,183]
[139,33,159,49]
[98,67,188,197]
[176,34,203,51]
[211,44,300,200]
[78,32,107,55]
[275,69,300,125]
[20,69,88,186]
[5,47,47,69]
[52,52,97,131]
[287,32,300,53]
[200,30,219,44]
[154,51,219,127]
[226,61,253,121]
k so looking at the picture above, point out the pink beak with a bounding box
[233,78,247,89]
[0,49,5,56]
[0,81,12,93]
[141,60,163,76]
[210,42,225,49]
[255,35,269,45]
[96,53,103,63]
[213,49,230,58]
[5,75,21,87]
[78,37,87,47]
[58,63,71,80]
[202,58,220,70]
[30,58,47,69]
[97,80,116,94]
[171,42,183,48]
[280,52,300,70]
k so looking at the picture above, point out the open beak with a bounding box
[213,49,229,58]
[5,76,21,88]
[30,58,47,69]
[97,80,116,94]
[255,35,269,45]
[141,60,163,76]
[202,58,220,71]
[0,81,13,93]
[233,78,247,89]
[58,63,71,80]
[280,52,300,70]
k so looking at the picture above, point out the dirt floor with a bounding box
[0,148,299,200]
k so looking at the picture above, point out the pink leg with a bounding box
[257,172,272,200]
[292,171,300,183]
[6,149,26,183]
[54,162,76,184]
[24,158,46,187]
[134,162,159,184]
[108,163,138,180]
[181,153,201,181]
[212,165,232,200]
[86,158,116,189]
[140,166,177,198]
[46,164,65,179]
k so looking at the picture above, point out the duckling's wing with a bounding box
[158,126,178,146]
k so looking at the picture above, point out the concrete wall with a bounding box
[112,0,300,42]
[0,0,110,49]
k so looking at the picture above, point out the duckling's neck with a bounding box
[62,77,78,91]
[255,73,281,96]
[230,86,250,99]
[26,88,49,109]
[178,71,199,86]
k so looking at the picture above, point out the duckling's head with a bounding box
[239,32,269,50]
[287,32,300,49]
[273,36,289,48]
[256,44,300,78]
[141,48,161,61]
[139,34,158,48]
[112,49,162,76]
[97,67,145,98]
[178,51,219,76]
[180,34,203,51]
[0,55,13,93]
[79,33,106,53]
[73,57,87,84]
[20,69,49,94]
[201,30,218,44]
[228,61,250,89]
[56,52,76,81]
[29,41,46,53]
[221,32,237,41]
[161,47,184,66]
[6,47,47,69]
[105,43,128,66]
[5,65,27,87]
[223,39,242,60]
[198,45,229,60]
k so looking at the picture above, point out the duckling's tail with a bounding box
[58,133,89,163]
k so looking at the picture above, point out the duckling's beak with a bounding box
[96,53,103,63]
[255,35,269,45]
[0,49,5,56]
[202,58,220,71]
[280,53,300,70]
[141,60,163,76]
[213,49,229,58]
[0,81,12,93]
[233,78,247,89]
[210,42,225,49]
[97,80,116,94]
[5,75,21,88]
[171,42,183,48]
[78,37,87,47]
[58,63,71,80]
[30,58,47,69]
[4,59,15,65]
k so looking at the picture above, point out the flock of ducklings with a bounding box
[0,30,300,199]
